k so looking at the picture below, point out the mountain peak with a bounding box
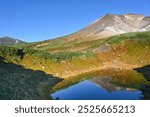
[59,13,150,43]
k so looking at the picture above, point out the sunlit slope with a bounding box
[24,13,150,50]
[1,32,150,78]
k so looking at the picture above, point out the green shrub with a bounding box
[107,32,150,45]
[0,46,24,61]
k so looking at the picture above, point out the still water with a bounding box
[51,69,147,100]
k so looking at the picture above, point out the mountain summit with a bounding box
[59,13,150,42]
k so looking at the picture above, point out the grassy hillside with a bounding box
[0,32,150,78]
[24,32,150,53]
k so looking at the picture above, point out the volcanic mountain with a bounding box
[0,37,25,45]
[31,13,150,51]
[55,13,150,42]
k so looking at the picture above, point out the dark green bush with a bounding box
[0,46,24,61]
[23,48,83,62]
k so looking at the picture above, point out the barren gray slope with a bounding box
[59,13,150,42]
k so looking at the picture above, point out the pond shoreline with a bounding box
[60,61,140,79]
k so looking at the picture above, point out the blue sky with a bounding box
[0,0,149,42]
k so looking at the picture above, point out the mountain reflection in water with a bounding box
[51,69,148,100]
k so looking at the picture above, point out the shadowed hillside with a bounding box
[134,65,150,100]
[0,59,61,100]
[135,65,150,82]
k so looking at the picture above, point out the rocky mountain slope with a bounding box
[72,13,150,41]
[31,13,150,50]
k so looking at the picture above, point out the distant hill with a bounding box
[0,37,25,45]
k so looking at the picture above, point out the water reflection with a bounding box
[51,69,149,100]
